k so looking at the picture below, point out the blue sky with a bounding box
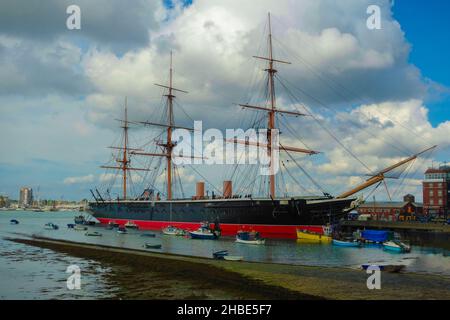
[393,0,450,126]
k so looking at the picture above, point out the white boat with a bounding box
[235,231,265,245]
[383,241,411,253]
[162,225,186,236]
[224,255,243,261]
[74,225,88,231]
[124,221,139,229]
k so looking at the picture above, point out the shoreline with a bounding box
[5,236,450,300]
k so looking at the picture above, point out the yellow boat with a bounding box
[296,229,332,242]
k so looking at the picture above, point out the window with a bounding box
[438,190,443,196]
[429,190,434,196]
[438,199,443,205]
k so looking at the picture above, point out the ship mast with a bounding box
[122,99,129,199]
[267,13,276,198]
[101,98,151,200]
[234,13,320,198]
[131,52,189,200]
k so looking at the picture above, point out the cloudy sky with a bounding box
[0,0,449,201]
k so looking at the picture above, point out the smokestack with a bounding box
[196,182,205,199]
[223,181,232,198]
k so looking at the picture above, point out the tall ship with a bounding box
[87,14,435,239]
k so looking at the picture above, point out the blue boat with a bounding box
[189,224,218,240]
[67,223,75,229]
[10,219,19,225]
[213,250,229,260]
[361,230,389,243]
[332,239,361,247]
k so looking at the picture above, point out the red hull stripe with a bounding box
[97,218,326,239]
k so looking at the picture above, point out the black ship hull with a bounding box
[87,196,354,239]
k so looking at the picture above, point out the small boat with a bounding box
[361,264,406,273]
[213,250,229,260]
[162,225,186,236]
[140,233,156,238]
[296,229,331,243]
[10,219,19,225]
[67,224,75,229]
[44,223,59,230]
[124,221,139,229]
[235,231,265,245]
[85,231,102,237]
[223,255,243,261]
[74,225,88,231]
[332,239,361,247]
[383,241,411,253]
[74,215,86,224]
[106,221,119,229]
[83,220,96,226]
[189,224,219,240]
[117,226,127,234]
[144,243,162,249]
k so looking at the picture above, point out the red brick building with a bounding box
[423,165,450,217]
[357,194,423,222]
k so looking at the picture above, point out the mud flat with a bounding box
[7,237,450,300]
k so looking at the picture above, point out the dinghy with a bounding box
[10,219,19,225]
[124,221,139,229]
[383,241,411,253]
[144,243,162,249]
[235,231,265,245]
[44,223,59,230]
[296,229,331,243]
[332,239,361,247]
[117,226,127,234]
[85,231,102,237]
[224,255,243,261]
[162,225,186,236]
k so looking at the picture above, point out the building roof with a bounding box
[358,201,423,209]
[425,166,450,174]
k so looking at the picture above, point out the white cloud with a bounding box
[64,174,95,185]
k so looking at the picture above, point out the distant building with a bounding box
[19,187,33,208]
[357,194,423,222]
[0,195,10,208]
[423,165,450,217]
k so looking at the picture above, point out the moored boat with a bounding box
[10,219,19,225]
[212,250,229,260]
[162,225,186,236]
[67,223,75,229]
[383,241,411,253]
[189,223,219,240]
[144,243,162,249]
[332,239,361,247]
[235,231,265,245]
[296,229,331,243]
[361,264,406,273]
[117,226,127,234]
[44,223,59,230]
[125,221,139,229]
[85,231,102,237]
[223,255,243,261]
[74,225,88,231]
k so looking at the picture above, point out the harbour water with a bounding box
[1,211,449,299]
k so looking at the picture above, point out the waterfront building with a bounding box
[19,187,33,208]
[423,165,450,217]
[0,195,10,208]
[357,194,423,222]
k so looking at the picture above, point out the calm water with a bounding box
[1,211,449,299]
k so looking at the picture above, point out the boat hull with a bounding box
[296,230,332,242]
[88,197,354,239]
